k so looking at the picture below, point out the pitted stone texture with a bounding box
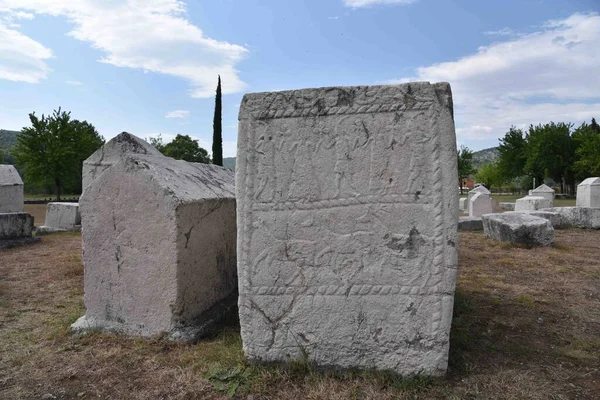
[531,184,555,205]
[73,154,237,340]
[514,195,552,212]
[542,206,600,229]
[0,165,24,213]
[459,197,467,211]
[466,185,490,214]
[469,192,493,217]
[576,177,600,208]
[237,83,459,376]
[525,211,572,229]
[458,216,483,231]
[482,213,554,247]
[499,202,515,211]
[0,212,33,239]
[42,202,81,230]
[82,132,163,190]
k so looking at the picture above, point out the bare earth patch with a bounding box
[1,230,598,399]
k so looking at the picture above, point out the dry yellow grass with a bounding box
[1,230,599,399]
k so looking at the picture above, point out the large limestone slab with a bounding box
[576,177,600,208]
[469,192,493,217]
[236,83,459,376]
[82,132,163,190]
[514,195,551,212]
[38,202,81,234]
[0,165,24,213]
[541,206,600,229]
[72,154,237,340]
[482,213,554,247]
[458,216,483,231]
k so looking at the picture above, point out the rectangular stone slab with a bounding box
[236,83,459,376]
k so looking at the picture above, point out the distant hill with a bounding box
[0,129,19,164]
[222,157,236,170]
[472,147,499,169]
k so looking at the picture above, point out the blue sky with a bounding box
[1,0,599,157]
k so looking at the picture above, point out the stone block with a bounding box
[531,184,555,204]
[466,185,490,214]
[542,206,600,229]
[39,202,81,232]
[514,195,551,212]
[0,165,24,213]
[458,216,483,231]
[526,211,572,229]
[576,177,600,208]
[482,213,554,247]
[469,192,493,217]
[72,154,237,340]
[459,197,467,211]
[499,202,515,211]
[236,83,459,376]
[82,132,163,190]
[0,212,34,239]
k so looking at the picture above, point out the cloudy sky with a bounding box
[0,0,598,157]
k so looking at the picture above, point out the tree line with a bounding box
[458,118,600,194]
[7,77,224,200]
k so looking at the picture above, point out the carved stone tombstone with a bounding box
[0,165,24,213]
[236,83,459,376]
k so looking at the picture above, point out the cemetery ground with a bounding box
[1,231,599,400]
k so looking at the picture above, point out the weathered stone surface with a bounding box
[38,202,81,233]
[0,165,24,213]
[237,83,459,376]
[541,206,600,229]
[82,132,163,190]
[576,177,600,208]
[469,192,493,217]
[458,216,483,231]
[514,195,552,212]
[466,185,490,214]
[525,211,571,229]
[531,184,555,204]
[0,212,34,239]
[499,202,515,211]
[459,197,467,211]
[72,154,237,340]
[482,213,554,247]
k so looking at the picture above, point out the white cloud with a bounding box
[165,109,190,119]
[387,13,600,144]
[483,27,514,36]
[0,20,52,83]
[0,0,248,97]
[343,0,415,8]
[65,80,83,85]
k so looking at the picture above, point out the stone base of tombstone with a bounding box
[482,213,554,247]
[514,196,551,212]
[0,212,38,249]
[499,202,515,211]
[458,216,483,231]
[541,207,600,229]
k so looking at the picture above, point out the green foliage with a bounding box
[457,145,476,194]
[476,162,503,191]
[0,129,19,164]
[212,75,223,166]
[11,108,104,199]
[148,134,210,163]
[204,364,255,397]
[572,119,600,177]
[497,126,527,181]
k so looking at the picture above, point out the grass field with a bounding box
[1,231,599,399]
[23,204,47,226]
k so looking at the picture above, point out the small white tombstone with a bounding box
[576,177,600,208]
[82,132,163,190]
[72,153,237,341]
[0,165,24,213]
[469,192,493,217]
[531,184,555,205]
[467,185,490,214]
[459,197,467,211]
[37,202,81,233]
[514,195,552,212]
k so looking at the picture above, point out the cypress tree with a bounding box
[212,75,223,166]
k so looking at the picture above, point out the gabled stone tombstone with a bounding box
[0,165,24,213]
[531,184,554,205]
[576,177,600,208]
[459,197,467,211]
[72,154,237,340]
[514,195,551,212]
[82,132,163,190]
[466,185,490,214]
[469,191,493,217]
[236,83,459,376]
